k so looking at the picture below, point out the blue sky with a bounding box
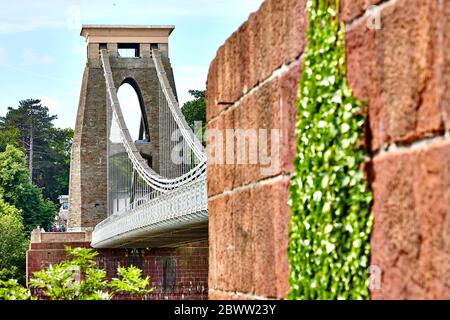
[0,0,264,129]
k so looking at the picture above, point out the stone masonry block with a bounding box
[346,0,445,151]
[206,0,307,120]
[370,139,450,299]
[340,0,384,23]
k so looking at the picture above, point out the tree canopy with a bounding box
[0,125,20,152]
[1,99,73,202]
[181,90,206,146]
[0,98,72,285]
[0,145,56,232]
[181,90,206,130]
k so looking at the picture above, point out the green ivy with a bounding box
[288,0,373,300]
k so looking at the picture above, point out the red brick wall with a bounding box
[206,0,306,300]
[344,0,450,299]
[206,0,450,300]
[27,240,208,300]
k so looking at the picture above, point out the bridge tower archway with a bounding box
[68,25,177,231]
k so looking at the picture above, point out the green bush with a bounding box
[0,247,154,300]
[0,196,28,283]
[288,0,373,300]
[0,279,32,300]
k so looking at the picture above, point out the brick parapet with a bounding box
[206,0,450,300]
[206,0,307,300]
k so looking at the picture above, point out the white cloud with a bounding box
[0,0,265,34]
[66,5,82,30]
[0,62,78,85]
[39,95,61,112]
[39,95,76,129]
[0,1,76,34]
[0,18,64,34]
[22,49,53,65]
[117,0,263,18]
[174,65,208,106]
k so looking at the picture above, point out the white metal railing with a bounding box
[91,176,207,248]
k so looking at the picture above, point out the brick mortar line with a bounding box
[208,289,272,300]
[208,174,291,201]
[372,131,450,159]
[344,0,396,31]
[207,55,303,124]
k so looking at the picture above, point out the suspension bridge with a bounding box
[67,25,208,249]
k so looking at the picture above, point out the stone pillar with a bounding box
[68,58,107,231]
[107,43,118,57]
[30,228,42,243]
[140,43,151,58]
[158,43,169,59]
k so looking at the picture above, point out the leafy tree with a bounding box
[2,99,56,180]
[181,90,206,146]
[0,145,56,232]
[0,125,20,152]
[181,90,206,130]
[0,196,28,283]
[23,247,153,300]
[35,128,73,201]
[1,99,73,202]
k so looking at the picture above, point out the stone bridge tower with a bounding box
[68,25,177,231]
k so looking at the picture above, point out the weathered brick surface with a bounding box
[346,0,446,151]
[206,0,304,300]
[27,240,208,300]
[206,62,301,198]
[208,178,291,300]
[40,232,87,243]
[370,139,450,299]
[208,291,255,300]
[206,0,307,121]
[443,0,450,130]
[340,0,384,23]
[207,0,450,301]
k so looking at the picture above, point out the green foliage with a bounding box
[0,196,28,283]
[0,98,71,283]
[181,90,206,129]
[0,279,32,300]
[181,90,206,146]
[47,127,73,201]
[26,247,154,300]
[0,145,56,232]
[65,247,99,273]
[1,99,73,202]
[109,266,154,297]
[0,125,20,152]
[288,0,373,300]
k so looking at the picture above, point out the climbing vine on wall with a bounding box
[288,0,373,300]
